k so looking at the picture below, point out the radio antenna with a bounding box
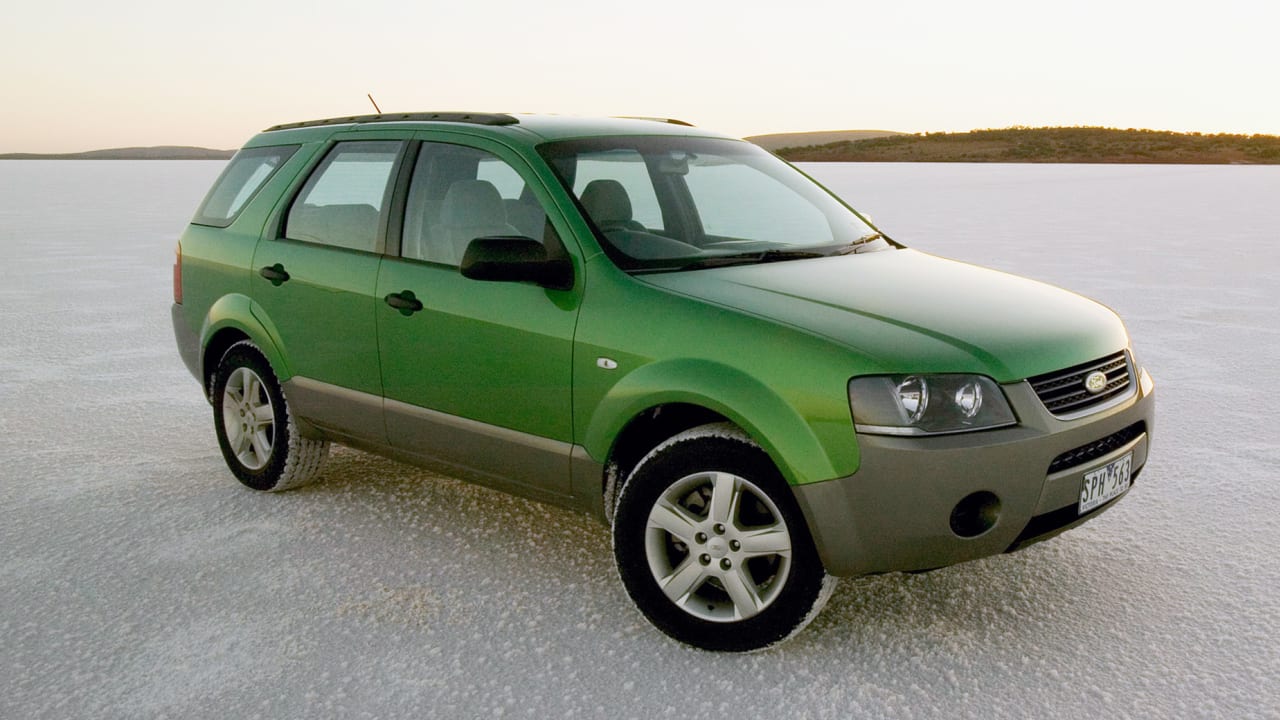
[367,94,382,114]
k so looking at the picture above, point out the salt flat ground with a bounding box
[0,160,1276,719]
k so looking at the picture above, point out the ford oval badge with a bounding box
[1084,370,1108,394]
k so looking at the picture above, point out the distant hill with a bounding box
[746,130,904,152]
[0,146,234,160]
[775,127,1280,164]
[10,128,1278,164]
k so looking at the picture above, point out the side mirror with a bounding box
[460,236,573,290]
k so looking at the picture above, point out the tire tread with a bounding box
[213,340,329,492]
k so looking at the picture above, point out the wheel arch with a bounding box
[587,359,860,505]
[199,293,292,398]
[600,402,730,523]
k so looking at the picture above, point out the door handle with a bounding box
[384,290,424,316]
[259,263,290,286]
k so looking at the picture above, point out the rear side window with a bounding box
[192,145,298,227]
[285,141,402,253]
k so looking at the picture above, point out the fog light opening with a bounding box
[950,491,1001,538]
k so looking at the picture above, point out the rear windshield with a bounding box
[192,145,298,227]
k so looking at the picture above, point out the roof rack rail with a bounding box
[615,116,695,127]
[264,112,520,132]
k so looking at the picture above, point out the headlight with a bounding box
[848,374,1017,436]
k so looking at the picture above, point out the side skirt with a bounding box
[283,377,605,518]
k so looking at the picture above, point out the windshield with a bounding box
[537,136,889,272]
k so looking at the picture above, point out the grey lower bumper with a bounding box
[792,379,1155,577]
[171,303,202,383]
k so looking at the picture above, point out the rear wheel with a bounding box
[211,341,328,491]
[613,423,835,651]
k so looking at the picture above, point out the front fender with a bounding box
[582,358,860,486]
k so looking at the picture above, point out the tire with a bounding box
[211,341,329,492]
[613,423,836,652]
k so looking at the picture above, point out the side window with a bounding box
[572,151,664,231]
[401,143,549,265]
[192,145,298,227]
[476,157,526,199]
[284,141,401,253]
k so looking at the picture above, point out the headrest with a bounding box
[441,180,505,226]
[580,179,634,226]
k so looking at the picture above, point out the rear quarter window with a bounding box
[192,145,299,227]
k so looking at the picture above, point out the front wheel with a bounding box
[211,341,328,491]
[613,423,835,651]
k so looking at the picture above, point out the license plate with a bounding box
[1079,453,1132,514]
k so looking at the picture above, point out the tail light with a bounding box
[173,242,183,304]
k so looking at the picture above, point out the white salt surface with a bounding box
[1,160,1277,719]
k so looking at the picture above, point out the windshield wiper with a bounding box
[831,233,886,255]
[679,249,826,270]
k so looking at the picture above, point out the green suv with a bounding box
[172,112,1155,651]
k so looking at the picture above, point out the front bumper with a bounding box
[792,376,1155,577]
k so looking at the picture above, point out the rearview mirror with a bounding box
[657,151,692,175]
[460,236,573,290]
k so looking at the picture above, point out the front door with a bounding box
[375,138,579,493]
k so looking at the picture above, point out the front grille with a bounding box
[1029,351,1132,417]
[1047,422,1146,474]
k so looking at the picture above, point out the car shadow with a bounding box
[283,445,1116,658]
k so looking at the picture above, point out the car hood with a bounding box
[641,249,1129,382]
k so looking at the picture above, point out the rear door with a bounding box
[251,134,407,443]
[375,135,580,493]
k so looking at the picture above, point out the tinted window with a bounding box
[401,143,549,265]
[285,141,402,253]
[192,145,298,227]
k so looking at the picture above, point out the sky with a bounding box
[3,0,1278,153]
